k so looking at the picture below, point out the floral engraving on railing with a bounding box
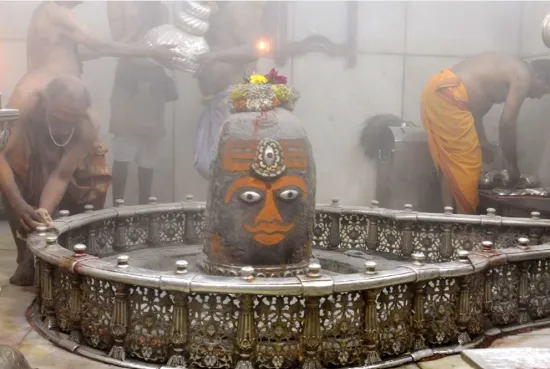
[495,227,529,249]
[255,296,303,369]
[528,259,550,319]
[413,223,443,262]
[53,268,72,333]
[377,219,402,255]
[321,292,364,367]
[377,284,413,357]
[188,293,239,369]
[424,278,459,345]
[339,214,368,250]
[313,212,331,249]
[81,277,115,349]
[451,224,481,253]
[467,273,485,335]
[95,219,116,256]
[126,286,173,362]
[124,216,149,249]
[159,212,186,245]
[490,264,519,325]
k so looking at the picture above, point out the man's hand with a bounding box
[151,45,180,62]
[507,166,521,188]
[36,208,54,228]
[14,202,45,234]
[196,51,218,65]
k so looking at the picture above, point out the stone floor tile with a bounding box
[396,364,421,368]
[18,341,112,369]
[0,249,16,286]
[418,355,474,369]
[0,285,34,346]
[490,333,550,348]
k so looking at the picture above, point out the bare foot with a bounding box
[9,262,34,286]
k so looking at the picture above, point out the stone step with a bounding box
[462,348,550,369]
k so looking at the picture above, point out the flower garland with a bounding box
[228,69,300,113]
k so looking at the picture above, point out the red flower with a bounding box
[264,68,287,85]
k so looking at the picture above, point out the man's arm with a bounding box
[499,71,530,180]
[0,125,44,231]
[38,113,97,215]
[474,116,489,145]
[48,4,175,60]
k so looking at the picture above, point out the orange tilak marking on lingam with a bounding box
[211,233,222,255]
[222,139,309,172]
[224,176,307,246]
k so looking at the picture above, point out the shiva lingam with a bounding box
[24,70,550,369]
[199,70,314,277]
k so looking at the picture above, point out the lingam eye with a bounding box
[239,191,262,203]
[279,189,300,201]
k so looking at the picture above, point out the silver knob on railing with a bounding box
[240,266,255,281]
[115,199,124,208]
[186,194,194,201]
[59,210,70,218]
[457,250,470,263]
[531,211,541,220]
[73,244,87,257]
[482,241,494,252]
[371,200,379,208]
[365,261,377,275]
[404,204,413,212]
[517,237,530,250]
[486,208,496,216]
[148,197,158,205]
[117,255,129,268]
[175,260,188,274]
[46,236,57,246]
[444,206,454,215]
[307,263,322,278]
[412,252,425,266]
[36,226,47,237]
[331,199,340,207]
[84,204,94,214]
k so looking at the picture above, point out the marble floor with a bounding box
[0,222,549,369]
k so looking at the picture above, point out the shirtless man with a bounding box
[193,1,265,179]
[421,52,550,214]
[0,76,110,286]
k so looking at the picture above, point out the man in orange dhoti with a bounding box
[421,53,550,214]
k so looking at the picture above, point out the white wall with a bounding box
[0,1,535,208]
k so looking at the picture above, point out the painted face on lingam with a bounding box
[203,70,315,270]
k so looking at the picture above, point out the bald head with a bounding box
[42,76,91,133]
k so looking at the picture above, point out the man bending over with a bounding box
[421,53,550,214]
[0,76,111,286]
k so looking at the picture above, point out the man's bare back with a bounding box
[27,2,82,76]
[452,53,532,118]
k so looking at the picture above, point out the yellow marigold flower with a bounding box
[249,75,268,84]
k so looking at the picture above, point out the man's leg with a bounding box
[136,137,160,205]
[3,197,34,286]
[111,135,138,204]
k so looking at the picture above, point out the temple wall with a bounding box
[0,1,545,208]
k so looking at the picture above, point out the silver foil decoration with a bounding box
[492,188,550,197]
[180,1,212,21]
[543,12,550,48]
[479,170,540,190]
[176,11,209,37]
[144,24,209,75]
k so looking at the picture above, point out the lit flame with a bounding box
[256,38,271,55]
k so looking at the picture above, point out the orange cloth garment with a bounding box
[420,69,481,214]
